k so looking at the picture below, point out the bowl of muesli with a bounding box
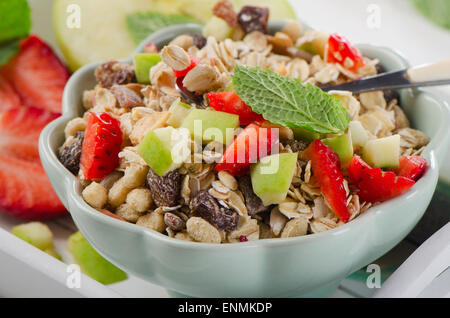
[40,3,449,298]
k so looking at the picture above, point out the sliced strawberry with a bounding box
[0,107,66,219]
[348,155,371,184]
[173,54,199,78]
[357,168,415,203]
[207,91,264,126]
[80,112,123,180]
[394,156,427,181]
[0,74,21,111]
[1,35,70,114]
[216,123,279,176]
[302,140,350,223]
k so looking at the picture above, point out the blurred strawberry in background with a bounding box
[0,0,69,219]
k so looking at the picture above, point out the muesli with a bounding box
[59,1,429,244]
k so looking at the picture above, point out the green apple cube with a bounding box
[167,100,192,128]
[12,222,54,251]
[138,127,191,176]
[362,134,400,169]
[181,109,239,145]
[292,127,321,142]
[68,232,127,285]
[298,30,330,57]
[250,153,298,206]
[133,53,161,84]
[322,134,353,165]
[348,121,369,148]
[203,16,233,41]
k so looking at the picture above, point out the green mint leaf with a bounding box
[232,65,350,134]
[0,0,31,44]
[126,11,199,44]
[0,39,20,66]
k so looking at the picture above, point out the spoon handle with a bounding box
[322,59,450,93]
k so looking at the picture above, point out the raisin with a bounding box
[213,0,238,27]
[146,168,182,207]
[111,85,143,108]
[190,190,239,231]
[191,34,207,49]
[237,6,269,34]
[95,61,135,88]
[237,175,266,216]
[59,131,84,175]
[384,89,400,105]
[164,212,186,231]
[375,62,384,74]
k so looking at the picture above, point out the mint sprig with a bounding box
[126,11,199,44]
[232,66,350,134]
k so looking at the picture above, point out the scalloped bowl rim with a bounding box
[39,22,449,252]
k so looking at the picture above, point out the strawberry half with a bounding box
[0,107,66,219]
[348,155,372,184]
[357,168,415,203]
[302,140,350,223]
[1,35,70,114]
[0,74,21,112]
[394,156,427,181]
[80,112,123,180]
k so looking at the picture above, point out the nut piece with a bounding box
[161,45,191,71]
[111,85,143,108]
[116,203,142,223]
[108,164,149,208]
[164,212,186,231]
[82,182,108,209]
[64,117,86,139]
[126,188,153,213]
[59,131,84,175]
[147,168,182,207]
[186,217,222,244]
[238,6,269,34]
[136,212,166,233]
[213,0,238,27]
[237,175,266,216]
[281,217,308,238]
[95,61,135,88]
[190,190,239,231]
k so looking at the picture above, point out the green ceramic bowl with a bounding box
[39,22,450,297]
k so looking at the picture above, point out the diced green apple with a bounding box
[348,121,369,148]
[203,16,233,41]
[138,127,191,176]
[362,134,400,169]
[12,222,54,251]
[181,109,239,145]
[322,134,353,165]
[297,30,330,58]
[292,127,321,142]
[167,99,192,128]
[250,153,298,206]
[67,232,127,285]
[133,53,161,84]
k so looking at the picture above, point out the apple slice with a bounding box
[133,53,161,84]
[12,222,62,259]
[250,153,297,206]
[363,134,400,169]
[181,109,239,145]
[348,121,369,148]
[68,232,127,285]
[138,127,191,176]
[322,133,353,166]
[167,99,192,128]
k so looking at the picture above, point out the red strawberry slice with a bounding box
[1,35,70,114]
[0,74,21,112]
[303,140,350,223]
[357,168,415,203]
[348,155,371,184]
[80,112,123,180]
[394,156,427,181]
[0,107,66,219]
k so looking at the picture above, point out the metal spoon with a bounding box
[175,80,204,106]
[322,59,450,93]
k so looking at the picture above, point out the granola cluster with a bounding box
[59,3,428,244]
